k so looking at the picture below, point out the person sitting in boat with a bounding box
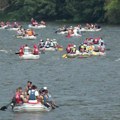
[12,22,19,28]
[31,18,38,26]
[19,46,24,56]
[70,45,76,54]
[24,44,31,55]
[40,87,57,109]
[33,44,39,55]
[25,29,35,36]
[25,81,32,95]
[45,38,50,48]
[15,87,28,104]
[40,20,46,25]
[50,40,54,47]
[38,39,45,48]
[98,42,106,53]
[28,85,39,104]
[66,44,73,53]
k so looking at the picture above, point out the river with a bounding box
[0,23,120,120]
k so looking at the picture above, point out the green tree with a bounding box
[105,0,120,24]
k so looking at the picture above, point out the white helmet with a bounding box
[73,45,76,47]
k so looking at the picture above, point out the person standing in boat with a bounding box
[28,85,39,104]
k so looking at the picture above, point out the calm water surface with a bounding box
[0,23,120,120]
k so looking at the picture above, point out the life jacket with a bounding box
[29,90,36,100]
[33,48,39,55]
[26,30,33,36]
[66,47,71,53]
[19,48,24,56]
[15,92,23,104]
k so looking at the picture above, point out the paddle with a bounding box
[0,101,12,111]
[62,54,67,58]
[15,52,20,54]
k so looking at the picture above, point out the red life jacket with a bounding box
[19,48,24,56]
[15,92,23,104]
[33,48,39,55]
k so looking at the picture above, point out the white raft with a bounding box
[39,47,57,51]
[19,54,40,60]
[17,35,36,40]
[0,25,8,29]
[13,103,51,112]
[8,27,19,31]
[80,28,101,32]
[28,24,46,29]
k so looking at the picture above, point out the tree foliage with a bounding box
[0,0,120,24]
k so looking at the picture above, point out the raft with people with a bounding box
[28,18,46,29]
[0,81,58,112]
[38,38,63,52]
[18,44,40,60]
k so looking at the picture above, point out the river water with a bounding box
[0,23,120,120]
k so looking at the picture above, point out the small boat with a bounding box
[80,28,101,32]
[12,103,51,112]
[19,54,40,60]
[28,24,46,29]
[91,51,106,56]
[39,47,57,51]
[57,31,68,34]
[0,25,8,29]
[16,35,36,40]
[66,50,80,58]
[78,52,91,58]
[8,27,19,31]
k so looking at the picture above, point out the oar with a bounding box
[62,54,67,58]
[15,52,20,54]
[0,101,12,111]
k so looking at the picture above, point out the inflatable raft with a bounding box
[17,35,36,40]
[80,28,101,32]
[13,103,51,112]
[28,24,46,29]
[19,54,40,60]
[39,47,57,51]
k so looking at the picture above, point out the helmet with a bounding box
[73,45,76,47]
[43,86,47,90]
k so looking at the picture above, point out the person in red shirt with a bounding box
[33,44,39,55]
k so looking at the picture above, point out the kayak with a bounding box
[16,35,36,40]
[19,54,40,60]
[12,103,51,112]
[28,24,46,29]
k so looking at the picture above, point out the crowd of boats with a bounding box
[0,18,105,112]
[63,37,106,58]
